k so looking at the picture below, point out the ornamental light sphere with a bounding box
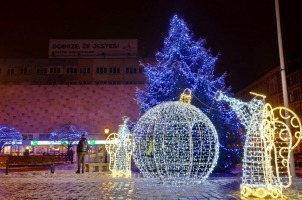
[133,89,219,185]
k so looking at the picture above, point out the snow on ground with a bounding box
[0,165,302,199]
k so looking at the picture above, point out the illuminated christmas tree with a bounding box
[137,15,243,172]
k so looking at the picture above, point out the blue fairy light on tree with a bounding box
[0,125,22,153]
[137,15,244,172]
[49,123,88,155]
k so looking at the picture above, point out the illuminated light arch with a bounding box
[217,92,302,198]
[133,89,219,185]
[105,117,133,178]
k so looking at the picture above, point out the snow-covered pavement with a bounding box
[1,166,302,200]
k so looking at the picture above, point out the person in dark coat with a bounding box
[76,134,89,173]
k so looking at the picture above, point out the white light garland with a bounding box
[133,89,219,185]
[217,92,302,198]
[105,117,133,178]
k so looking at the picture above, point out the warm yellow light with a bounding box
[179,88,192,104]
[249,91,266,99]
[105,117,133,178]
[217,92,302,199]
[104,128,110,134]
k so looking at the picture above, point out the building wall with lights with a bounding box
[0,39,154,156]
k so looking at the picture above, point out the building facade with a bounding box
[236,66,283,107]
[0,39,154,85]
[0,39,155,158]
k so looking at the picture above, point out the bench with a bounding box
[85,163,109,172]
[5,155,55,175]
[0,156,8,168]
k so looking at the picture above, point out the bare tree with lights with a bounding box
[0,125,22,153]
[49,124,88,161]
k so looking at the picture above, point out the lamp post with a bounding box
[274,0,296,178]
[104,128,109,163]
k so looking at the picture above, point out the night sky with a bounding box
[0,0,302,92]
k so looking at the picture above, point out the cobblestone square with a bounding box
[1,165,302,200]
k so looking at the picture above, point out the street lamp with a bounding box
[104,128,110,163]
[104,128,110,135]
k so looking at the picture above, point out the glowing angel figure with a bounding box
[105,117,134,177]
[217,92,302,198]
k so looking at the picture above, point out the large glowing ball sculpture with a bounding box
[105,116,133,178]
[217,92,302,198]
[133,89,219,185]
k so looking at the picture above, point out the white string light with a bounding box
[105,117,133,178]
[217,92,302,198]
[133,89,219,185]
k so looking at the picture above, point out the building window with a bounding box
[79,81,91,85]
[139,67,143,74]
[293,89,301,101]
[107,81,120,85]
[96,81,108,85]
[289,92,294,102]
[125,81,137,84]
[66,82,77,85]
[96,67,108,74]
[288,73,300,86]
[22,134,33,140]
[19,67,28,75]
[79,67,91,74]
[268,76,278,94]
[49,67,61,74]
[39,134,50,140]
[7,68,15,75]
[295,106,302,117]
[294,74,300,84]
[36,67,47,75]
[126,67,137,74]
[66,67,77,74]
[109,67,120,74]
